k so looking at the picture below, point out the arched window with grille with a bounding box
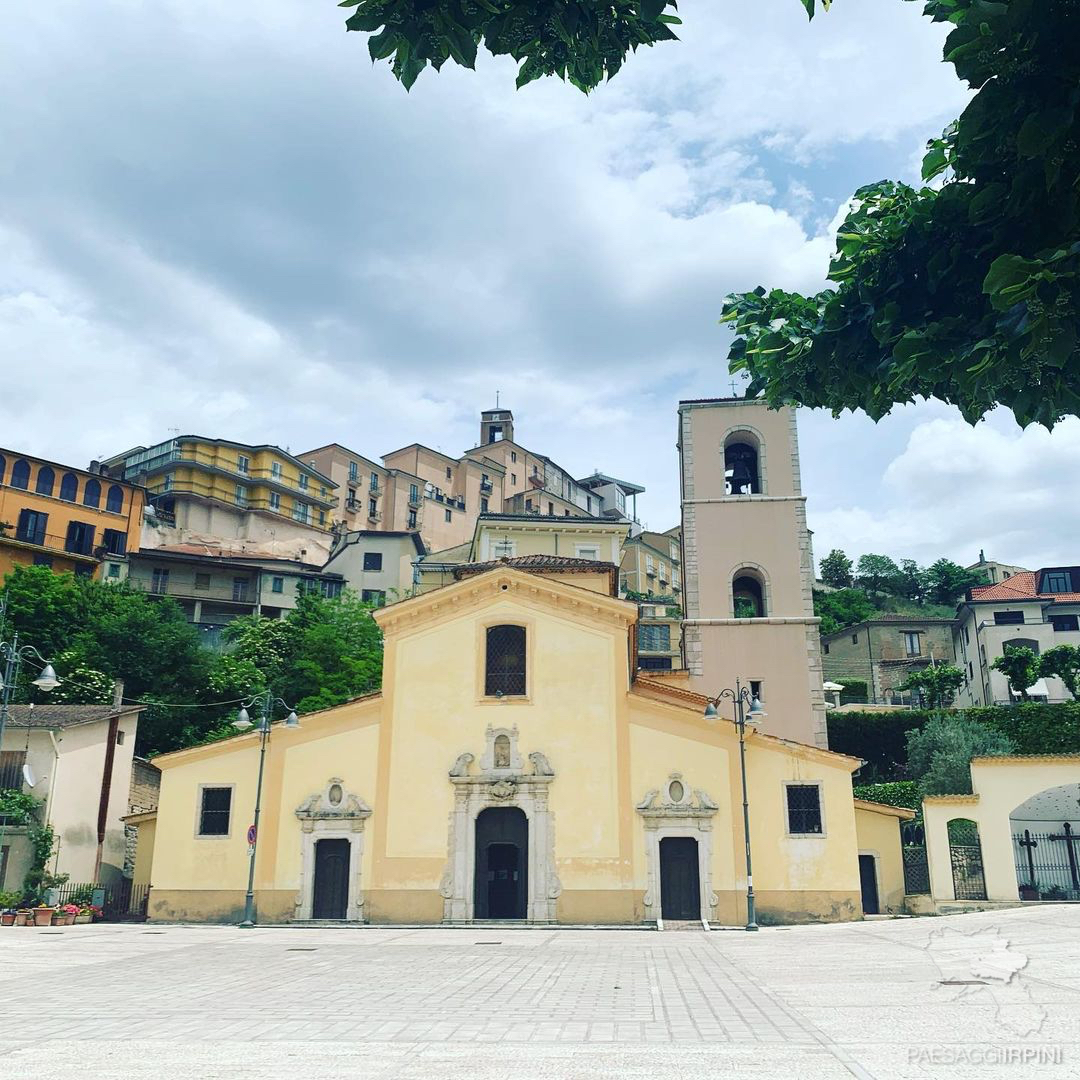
[83,478,101,507]
[11,459,30,490]
[59,472,79,502]
[0,454,6,485]
[35,466,55,496]
[485,624,526,697]
[106,484,124,513]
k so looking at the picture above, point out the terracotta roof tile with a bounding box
[4,704,144,729]
[969,571,1080,603]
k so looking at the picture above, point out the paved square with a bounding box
[1,907,1078,1079]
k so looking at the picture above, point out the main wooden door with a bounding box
[660,836,700,921]
[859,854,880,915]
[312,838,350,920]
[474,807,528,920]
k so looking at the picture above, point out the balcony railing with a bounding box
[367,509,383,523]
[480,480,493,493]
[148,479,334,520]
[133,578,258,604]
[142,462,337,507]
[369,482,383,496]
[408,494,422,509]
[1,530,100,563]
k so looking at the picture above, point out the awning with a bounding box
[1011,678,1049,698]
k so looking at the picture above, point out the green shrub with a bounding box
[838,680,868,706]
[907,715,1014,795]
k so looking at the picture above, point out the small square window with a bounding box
[786,784,822,835]
[823,642,830,655]
[271,576,284,594]
[445,509,452,522]
[198,787,232,836]
[194,573,211,590]
[446,466,452,480]
[511,451,517,463]
[116,730,125,745]
[361,589,386,607]
[107,563,121,578]
[363,552,383,572]
[269,492,281,511]
[851,633,858,644]
[511,474,517,485]
[298,473,309,490]
[903,631,921,656]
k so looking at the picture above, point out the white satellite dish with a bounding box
[22,762,37,788]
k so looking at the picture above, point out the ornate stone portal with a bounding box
[441,726,560,922]
[293,778,371,922]
[637,773,719,924]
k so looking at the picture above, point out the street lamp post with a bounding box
[703,679,765,932]
[0,618,61,882]
[233,691,298,928]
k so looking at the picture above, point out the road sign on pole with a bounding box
[247,824,257,845]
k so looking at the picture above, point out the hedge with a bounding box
[828,702,1080,783]
[853,780,922,813]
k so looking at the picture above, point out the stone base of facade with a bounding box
[148,887,862,926]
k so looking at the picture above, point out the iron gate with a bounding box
[948,819,987,901]
[900,821,930,895]
[1013,827,1080,901]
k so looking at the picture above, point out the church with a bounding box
[140,399,907,926]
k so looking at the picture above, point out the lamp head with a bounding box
[32,664,60,693]
[284,710,299,728]
[703,701,719,722]
[748,696,766,722]
[232,706,253,731]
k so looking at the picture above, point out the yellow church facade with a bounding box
[145,563,897,927]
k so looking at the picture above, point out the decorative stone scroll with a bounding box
[293,778,371,922]
[440,733,559,923]
[637,772,719,924]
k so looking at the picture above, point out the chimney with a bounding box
[112,679,125,708]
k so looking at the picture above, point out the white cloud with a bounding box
[3,0,1057,559]
[809,416,1080,570]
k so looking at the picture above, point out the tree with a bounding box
[923,559,983,606]
[854,554,901,597]
[906,714,1014,795]
[723,0,1080,429]
[894,559,928,606]
[1,565,212,752]
[991,645,1041,701]
[819,549,853,589]
[813,587,875,636]
[898,664,964,709]
[348,1,1080,426]
[340,0,682,92]
[1040,644,1080,700]
[212,590,383,716]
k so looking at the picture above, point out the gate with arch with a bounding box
[947,819,987,901]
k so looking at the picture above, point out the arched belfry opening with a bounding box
[733,570,766,618]
[724,437,760,495]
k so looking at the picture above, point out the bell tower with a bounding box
[480,408,514,446]
[677,397,827,747]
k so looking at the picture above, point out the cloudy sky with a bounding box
[3,1,1077,572]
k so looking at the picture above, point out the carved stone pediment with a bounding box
[637,772,718,827]
[296,777,371,832]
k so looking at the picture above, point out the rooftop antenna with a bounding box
[496,390,501,408]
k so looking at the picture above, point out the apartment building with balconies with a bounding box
[126,544,344,648]
[102,437,338,562]
[619,527,682,600]
[954,566,1080,706]
[0,449,145,581]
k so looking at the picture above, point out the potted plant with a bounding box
[74,906,93,925]
[0,891,20,925]
[1019,883,1040,901]
[60,903,79,925]
[15,908,33,926]
[33,903,56,926]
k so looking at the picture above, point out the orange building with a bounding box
[0,449,145,580]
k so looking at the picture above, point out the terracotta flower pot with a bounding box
[14,911,31,926]
[64,914,76,925]
[33,907,56,927]
[51,912,65,926]
[0,913,15,926]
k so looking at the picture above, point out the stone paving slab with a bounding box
[0,906,1077,1079]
